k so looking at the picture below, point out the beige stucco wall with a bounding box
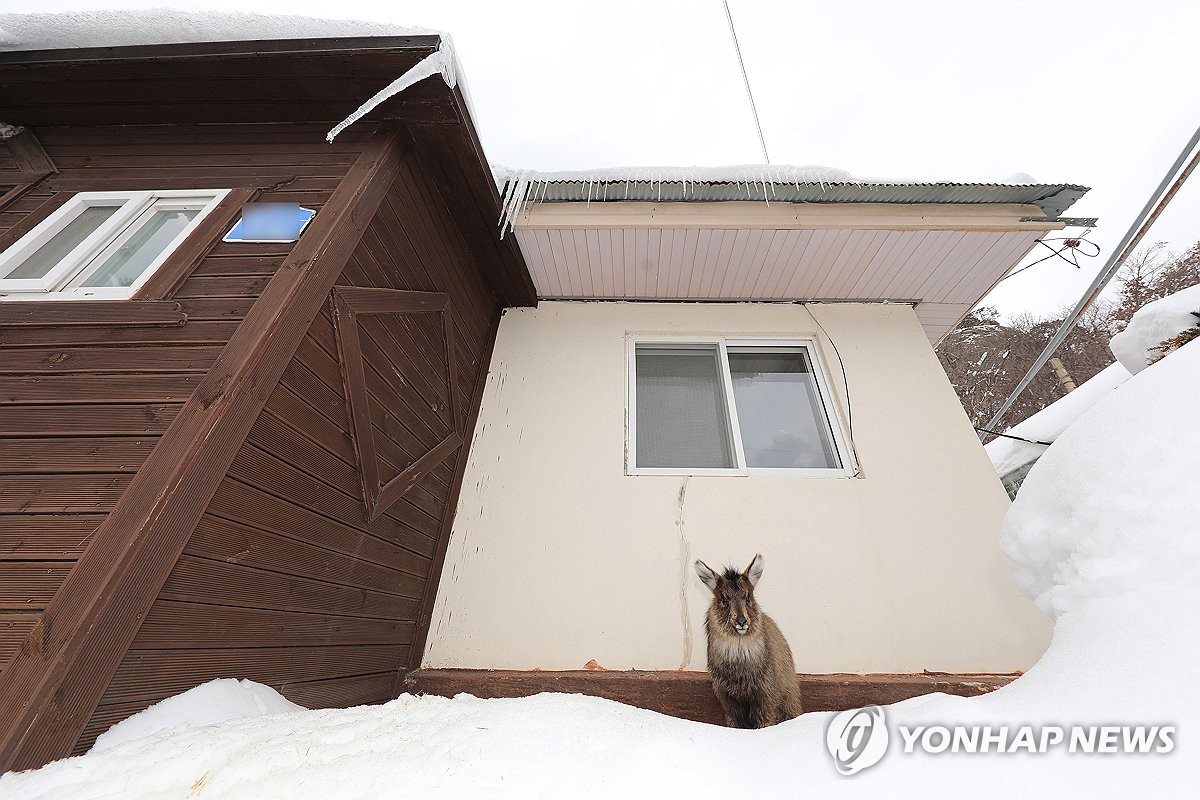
[423,301,1050,674]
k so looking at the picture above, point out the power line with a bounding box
[973,427,1052,447]
[722,1,770,164]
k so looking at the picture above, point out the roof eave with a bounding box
[0,35,443,64]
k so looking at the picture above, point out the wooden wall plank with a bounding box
[0,320,239,348]
[0,374,201,404]
[135,601,413,649]
[186,514,426,596]
[0,438,156,473]
[0,345,221,374]
[0,301,186,328]
[280,671,397,710]
[159,554,422,619]
[104,645,409,705]
[0,404,180,436]
[208,479,435,569]
[0,516,103,560]
[0,562,73,609]
[0,474,131,514]
[0,130,405,771]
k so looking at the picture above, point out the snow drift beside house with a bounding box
[3,338,1197,796]
[985,360,1131,476]
[90,679,304,754]
[1110,282,1200,373]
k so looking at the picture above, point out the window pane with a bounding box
[727,348,840,469]
[635,345,734,468]
[80,206,201,288]
[6,205,121,280]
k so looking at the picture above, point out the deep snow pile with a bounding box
[985,360,1130,476]
[1110,282,1200,374]
[3,346,1198,798]
[91,679,304,753]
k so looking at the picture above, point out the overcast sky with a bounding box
[7,0,1200,319]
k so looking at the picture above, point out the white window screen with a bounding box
[634,345,734,468]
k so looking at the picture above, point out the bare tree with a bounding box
[1113,242,1169,329]
[936,241,1199,434]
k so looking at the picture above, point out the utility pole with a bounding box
[1048,357,1077,392]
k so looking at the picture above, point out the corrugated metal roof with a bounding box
[530,181,1085,215]
[495,166,1089,231]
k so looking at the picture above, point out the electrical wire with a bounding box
[803,303,861,478]
[998,236,1102,282]
[722,1,770,164]
[974,427,1052,446]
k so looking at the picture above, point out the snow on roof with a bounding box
[0,10,429,51]
[494,165,1088,234]
[0,10,461,143]
[4,344,1199,795]
[1109,282,1200,375]
[985,361,1131,476]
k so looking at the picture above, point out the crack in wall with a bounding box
[674,477,693,670]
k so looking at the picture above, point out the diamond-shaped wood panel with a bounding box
[330,286,461,522]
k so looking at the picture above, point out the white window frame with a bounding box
[625,335,857,478]
[0,189,230,301]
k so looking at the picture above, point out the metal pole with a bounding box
[981,122,1200,436]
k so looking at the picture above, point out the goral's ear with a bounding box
[694,559,719,591]
[745,553,764,587]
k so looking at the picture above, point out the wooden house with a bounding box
[0,19,1091,772]
[0,31,533,771]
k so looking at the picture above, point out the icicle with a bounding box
[327,42,457,142]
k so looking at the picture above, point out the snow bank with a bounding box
[1109,282,1200,373]
[3,327,1197,798]
[985,361,1131,476]
[1000,340,1200,618]
[91,679,303,753]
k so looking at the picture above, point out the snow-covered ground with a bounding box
[3,314,1198,798]
[985,360,1131,477]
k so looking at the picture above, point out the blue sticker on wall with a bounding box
[224,203,315,243]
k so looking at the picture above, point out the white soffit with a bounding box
[512,201,1062,344]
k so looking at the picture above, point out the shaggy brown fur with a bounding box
[695,554,803,728]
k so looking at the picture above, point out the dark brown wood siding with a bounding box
[0,122,367,679]
[77,152,501,751]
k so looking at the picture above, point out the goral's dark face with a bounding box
[715,573,758,636]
